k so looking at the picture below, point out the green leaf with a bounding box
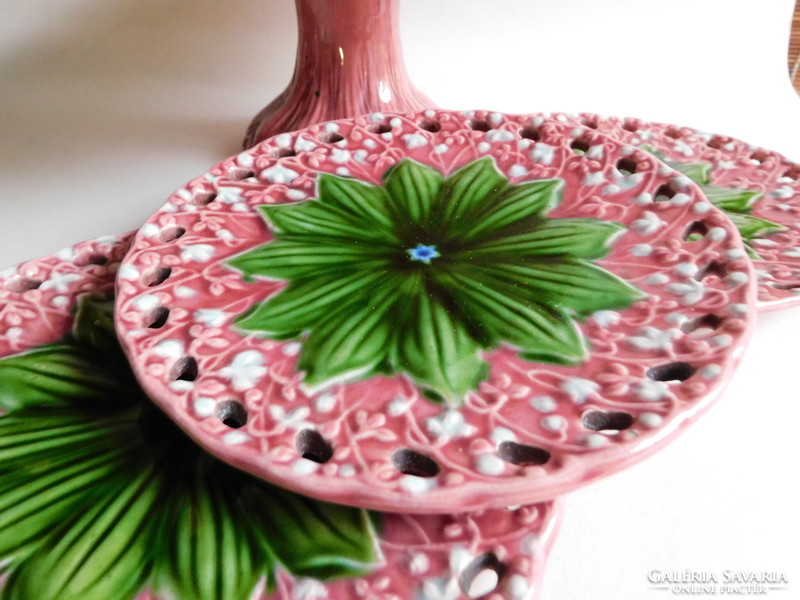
[299,277,401,390]
[436,158,509,230]
[466,219,625,259]
[0,297,383,599]
[459,178,564,242]
[235,270,386,339]
[701,184,763,213]
[0,407,136,469]
[668,161,712,185]
[727,212,785,240]
[0,449,127,561]
[383,160,444,226]
[390,281,488,401]
[228,237,392,281]
[317,174,397,233]
[441,272,587,365]
[1,468,160,600]
[0,344,136,411]
[260,201,397,244]
[474,259,646,319]
[154,459,273,600]
[71,295,123,359]
[243,485,379,580]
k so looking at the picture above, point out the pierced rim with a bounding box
[0,233,133,358]
[570,113,800,310]
[116,109,756,513]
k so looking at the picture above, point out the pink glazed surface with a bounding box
[116,109,756,513]
[570,114,800,310]
[0,236,562,600]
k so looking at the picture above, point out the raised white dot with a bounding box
[491,426,516,444]
[314,393,336,413]
[541,415,564,431]
[708,227,728,241]
[509,164,528,178]
[725,248,746,260]
[476,454,505,476]
[223,431,250,446]
[530,396,556,412]
[646,273,670,285]
[154,339,184,358]
[194,397,216,417]
[508,574,531,600]
[725,272,749,286]
[639,412,663,428]
[400,475,436,494]
[700,364,722,379]
[175,286,196,298]
[584,434,608,449]
[710,334,733,348]
[292,459,320,475]
[727,303,749,317]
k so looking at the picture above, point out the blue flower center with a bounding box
[407,244,440,264]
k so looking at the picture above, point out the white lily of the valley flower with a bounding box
[194,309,228,328]
[180,244,216,263]
[268,405,311,430]
[39,272,83,292]
[631,211,665,236]
[426,410,477,440]
[626,326,681,352]
[634,379,670,401]
[561,378,599,404]
[666,279,706,305]
[220,350,268,390]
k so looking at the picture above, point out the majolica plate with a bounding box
[0,237,561,600]
[570,113,800,310]
[116,109,755,513]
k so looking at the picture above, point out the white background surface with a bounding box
[1,0,799,598]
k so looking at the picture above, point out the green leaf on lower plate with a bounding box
[1,467,160,600]
[153,457,275,600]
[668,160,712,185]
[0,344,137,412]
[242,485,380,580]
[725,212,785,239]
[0,296,379,600]
[700,184,763,213]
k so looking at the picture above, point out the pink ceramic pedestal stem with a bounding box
[244,0,434,148]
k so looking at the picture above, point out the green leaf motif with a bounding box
[0,295,379,600]
[230,158,643,404]
[643,149,785,250]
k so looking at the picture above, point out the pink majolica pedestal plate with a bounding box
[0,237,561,600]
[569,113,800,310]
[115,109,756,514]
